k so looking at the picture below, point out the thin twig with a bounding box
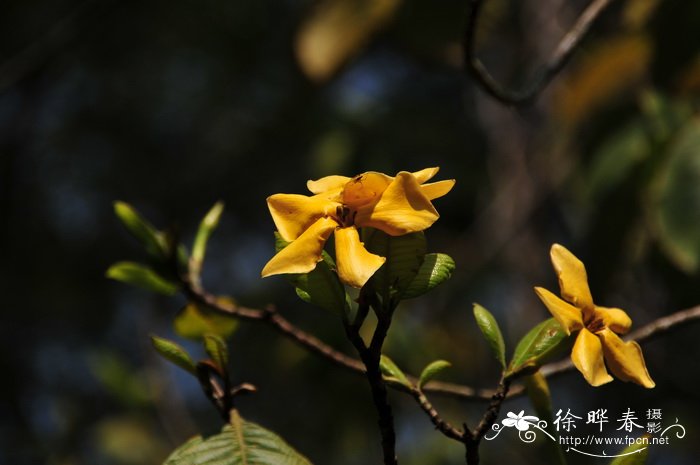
[471,377,511,440]
[183,276,700,400]
[182,277,494,399]
[462,376,512,465]
[410,388,464,441]
[464,0,615,105]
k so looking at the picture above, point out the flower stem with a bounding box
[343,290,398,465]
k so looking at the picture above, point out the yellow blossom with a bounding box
[534,244,654,388]
[261,167,455,288]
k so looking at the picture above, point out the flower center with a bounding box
[583,308,607,333]
[335,205,356,227]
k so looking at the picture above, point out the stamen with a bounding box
[336,205,353,227]
[587,318,606,333]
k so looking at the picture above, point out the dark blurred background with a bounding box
[2,0,700,464]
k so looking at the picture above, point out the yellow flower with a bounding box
[261,167,455,288]
[534,244,655,388]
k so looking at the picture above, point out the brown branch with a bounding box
[182,278,496,399]
[183,273,700,402]
[471,377,511,440]
[345,312,398,465]
[410,388,464,441]
[182,271,700,464]
[462,376,512,465]
[464,0,615,105]
[342,288,399,465]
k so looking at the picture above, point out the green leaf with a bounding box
[163,410,313,465]
[151,336,196,375]
[191,201,224,270]
[651,118,700,273]
[507,318,568,379]
[402,253,456,299]
[274,233,348,313]
[106,261,179,295]
[609,435,650,465]
[472,303,506,368]
[379,355,412,388]
[174,303,238,341]
[292,263,348,313]
[273,231,290,253]
[365,230,427,301]
[203,334,229,373]
[417,360,451,390]
[114,201,167,258]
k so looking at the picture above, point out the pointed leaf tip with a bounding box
[106,261,179,295]
[151,336,196,375]
[113,201,166,258]
[418,360,451,390]
[192,202,225,266]
[379,355,412,388]
[473,303,506,368]
[203,334,229,373]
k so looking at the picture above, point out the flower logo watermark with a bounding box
[485,408,686,458]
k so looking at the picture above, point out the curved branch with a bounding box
[464,0,615,105]
[182,278,496,400]
[410,387,464,441]
[183,274,700,401]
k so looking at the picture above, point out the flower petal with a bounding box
[533,287,583,335]
[261,217,337,277]
[355,171,439,236]
[571,328,613,386]
[411,167,440,184]
[307,175,350,194]
[550,244,594,311]
[421,179,456,200]
[598,328,655,388]
[334,226,386,288]
[596,306,633,335]
[502,418,517,427]
[341,172,393,209]
[267,194,339,241]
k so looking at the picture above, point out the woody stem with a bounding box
[343,289,398,465]
[463,376,512,465]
